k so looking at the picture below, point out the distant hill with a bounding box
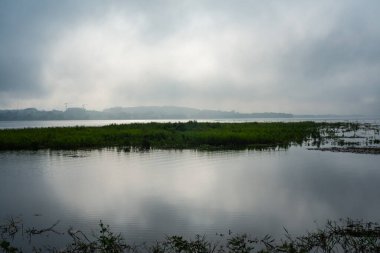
[0,106,293,120]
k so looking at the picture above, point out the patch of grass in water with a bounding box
[1,121,377,152]
[0,121,323,151]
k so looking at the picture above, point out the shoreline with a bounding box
[308,147,380,154]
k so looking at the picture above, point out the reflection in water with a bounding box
[0,148,379,243]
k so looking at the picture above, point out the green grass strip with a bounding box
[0,121,350,150]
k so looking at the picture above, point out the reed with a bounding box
[0,121,330,150]
[1,217,379,252]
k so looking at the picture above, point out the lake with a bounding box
[0,117,379,129]
[0,119,380,249]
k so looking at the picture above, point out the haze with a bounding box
[0,0,379,115]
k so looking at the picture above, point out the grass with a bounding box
[0,121,338,151]
[1,217,379,252]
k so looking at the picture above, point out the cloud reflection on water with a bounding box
[37,148,380,240]
[1,148,379,243]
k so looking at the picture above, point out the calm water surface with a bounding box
[1,117,379,129]
[1,147,380,245]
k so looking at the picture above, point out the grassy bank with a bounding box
[0,121,333,150]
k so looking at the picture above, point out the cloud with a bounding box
[0,0,379,114]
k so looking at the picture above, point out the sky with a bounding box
[0,0,379,115]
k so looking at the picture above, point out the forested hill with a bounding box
[0,106,293,120]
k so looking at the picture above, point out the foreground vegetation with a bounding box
[1,218,379,252]
[0,121,364,151]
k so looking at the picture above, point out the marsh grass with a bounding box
[0,121,330,151]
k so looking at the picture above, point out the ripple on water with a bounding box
[1,147,380,244]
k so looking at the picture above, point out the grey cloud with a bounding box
[0,0,113,94]
[0,0,379,114]
[271,1,380,114]
[0,1,76,95]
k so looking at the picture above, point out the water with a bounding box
[1,147,380,248]
[1,119,379,249]
[1,117,379,129]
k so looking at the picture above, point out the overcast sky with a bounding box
[0,0,379,115]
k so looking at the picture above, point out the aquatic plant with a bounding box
[1,121,378,153]
[1,217,379,252]
[0,122,323,150]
